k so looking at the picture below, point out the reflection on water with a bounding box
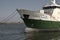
[26,31,60,40]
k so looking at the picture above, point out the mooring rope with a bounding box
[1,10,17,23]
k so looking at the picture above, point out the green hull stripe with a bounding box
[23,19,60,29]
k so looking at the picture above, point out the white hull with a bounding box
[17,8,60,22]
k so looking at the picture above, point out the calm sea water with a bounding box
[0,23,25,40]
[0,23,60,40]
[26,31,60,40]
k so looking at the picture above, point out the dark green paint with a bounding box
[23,19,60,29]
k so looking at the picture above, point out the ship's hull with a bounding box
[23,18,60,29]
[16,9,60,29]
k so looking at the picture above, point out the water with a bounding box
[26,31,60,40]
[0,23,60,40]
[25,28,60,40]
[0,23,25,40]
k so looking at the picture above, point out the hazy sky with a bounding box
[0,0,60,22]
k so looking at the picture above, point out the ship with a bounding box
[17,0,60,30]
